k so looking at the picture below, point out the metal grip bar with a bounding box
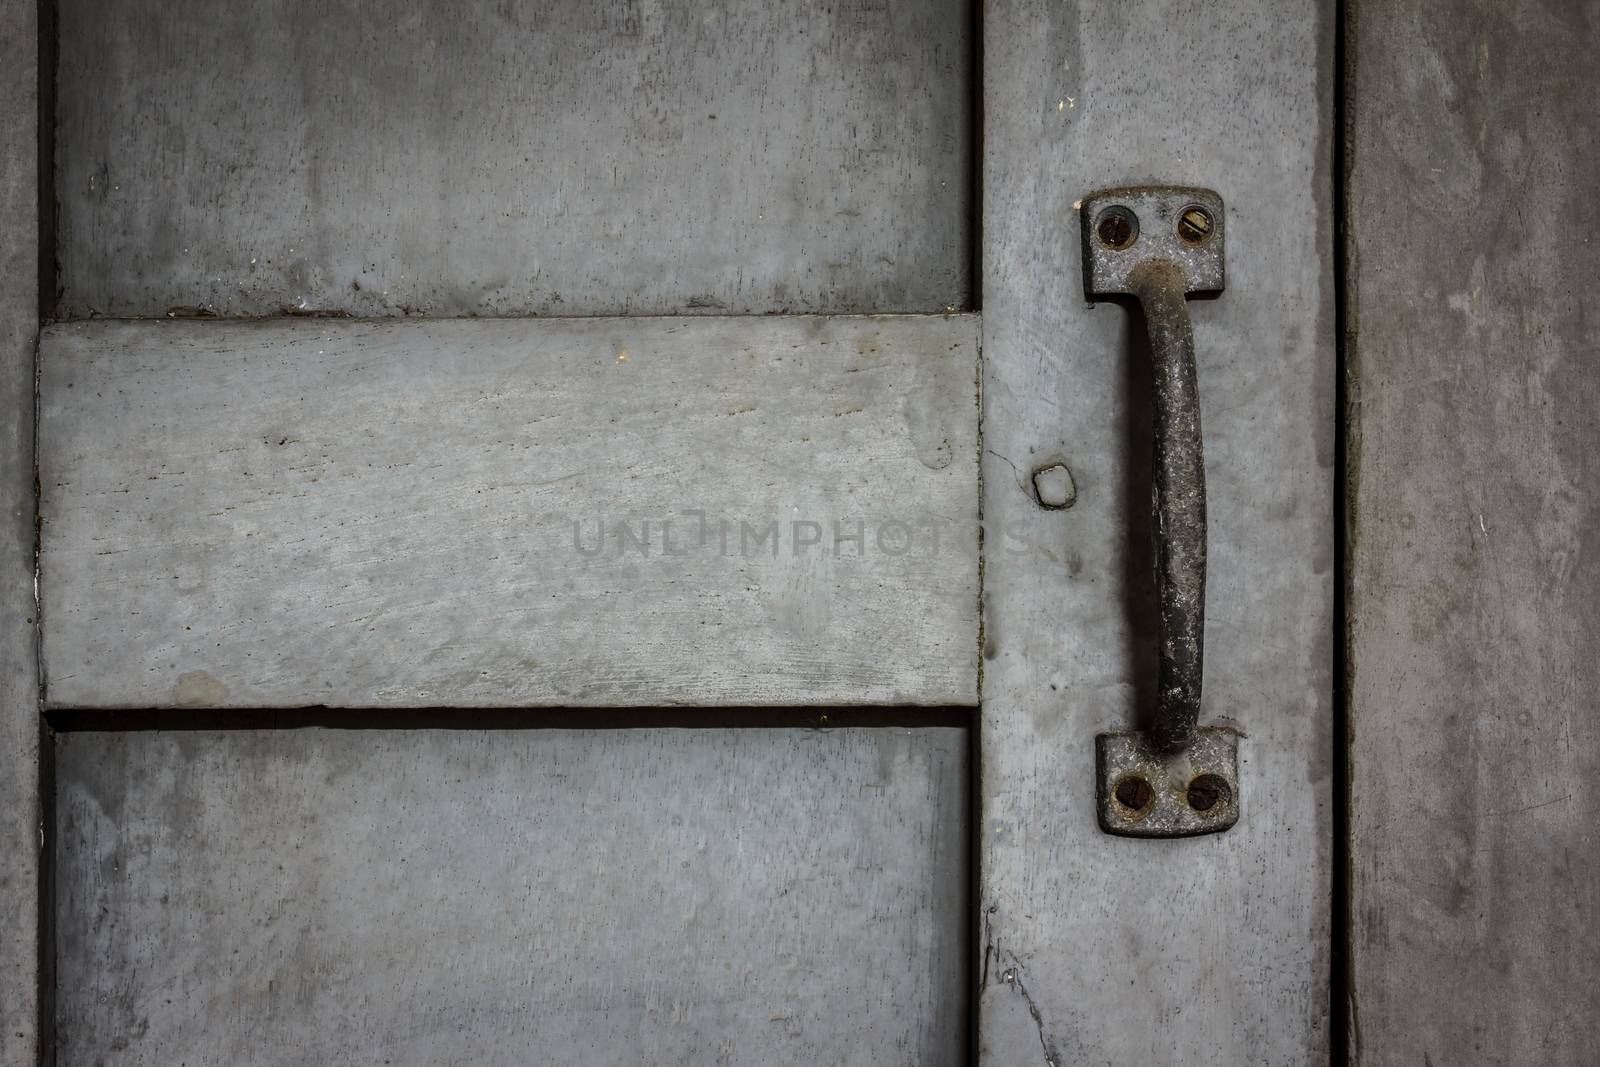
[1079,185,1241,838]
[1131,261,1206,753]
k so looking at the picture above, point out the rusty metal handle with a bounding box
[1080,186,1241,838]
[1132,261,1206,753]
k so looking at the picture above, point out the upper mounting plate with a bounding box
[1080,186,1227,297]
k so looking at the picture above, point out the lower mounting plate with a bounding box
[1096,726,1242,838]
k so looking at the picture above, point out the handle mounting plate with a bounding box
[1080,186,1226,296]
[1081,184,1239,838]
[1097,726,1242,837]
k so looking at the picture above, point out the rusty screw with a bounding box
[1095,206,1139,250]
[1185,773,1231,813]
[1176,206,1214,245]
[1112,775,1154,814]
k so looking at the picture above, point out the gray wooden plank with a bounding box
[54,725,969,1065]
[1347,3,1600,1062]
[0,0,39,1061]
[979,1,1334,1062]
[40,314,979,710]
[55,0,972,320]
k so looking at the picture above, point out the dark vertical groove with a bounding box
[1331,0,1354,1062]
[966,0,983,312]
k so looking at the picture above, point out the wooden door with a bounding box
[2,1,1336,1064]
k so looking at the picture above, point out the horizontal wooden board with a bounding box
[40,315,979,709]
[54,726,969,1065]
[55,0,972,319]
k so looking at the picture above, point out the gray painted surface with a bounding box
[41,314,979,710]
[979,1,1334,1062]
[0,0,38,1062]
[55,0,971,320]
[54,726,969,1065]
[1348,3,1600,1062]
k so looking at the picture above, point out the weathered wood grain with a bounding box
[40,315,980,710]
[0,0,39,1061]
[1347,3,1600,1062]
[979,1,1334,1062]
[55,0,972,319]
[54,726,969,1065]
